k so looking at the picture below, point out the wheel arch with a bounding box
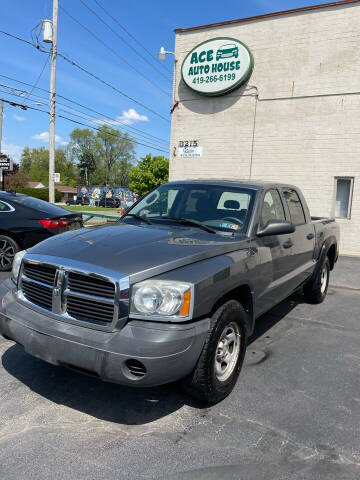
[0,229,22,248]
[210,284,254,337]
[327,243,337,270]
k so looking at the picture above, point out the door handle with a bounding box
[307,233,314,240]
[282,239,293,249]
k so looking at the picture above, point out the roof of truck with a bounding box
[167,179,297,190]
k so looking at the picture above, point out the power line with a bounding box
[0,29,170,123]
[22,54,50,103]
[60,5,170,96]
[57,51,170,122]
[79,0,172,82]
[0,74,169,144]
[0,96,168,153]
[91,0,172,75]
[0,85,167,148]
[57,105,168,146]
[0,86,168,149]
[57,108,168,150]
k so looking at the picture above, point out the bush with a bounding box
[16,187,61,203]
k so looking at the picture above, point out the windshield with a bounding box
[123,183,256,234]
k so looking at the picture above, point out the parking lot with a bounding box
[0,257,359,480]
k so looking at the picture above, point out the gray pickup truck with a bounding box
[0,180,339,403]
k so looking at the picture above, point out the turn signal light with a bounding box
[179,290,191,317]
[39,219,70,229]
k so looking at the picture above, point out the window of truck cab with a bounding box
[282,189,306,226]
[260,189,286,227]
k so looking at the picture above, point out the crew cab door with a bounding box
[254,188,296,315]
[281,188,315,286]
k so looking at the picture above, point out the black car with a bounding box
[0,191,82,271]
[66,197,89,206]
[98,197,120,208]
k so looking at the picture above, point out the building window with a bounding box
[334,177,354,219]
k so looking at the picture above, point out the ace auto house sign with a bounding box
[181,37,254,96]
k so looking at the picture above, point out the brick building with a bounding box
[169,0,360,254]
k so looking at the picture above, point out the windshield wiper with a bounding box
[123,213,152,225]
[159,217,217,234]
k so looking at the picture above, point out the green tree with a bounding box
[67,129,98,184]
[20,147,32,174]
[129,154,169,196]
[68,126,135,186]
[19,146,78,186]
[96,125,135,186]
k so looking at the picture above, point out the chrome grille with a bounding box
[67,295,114,323]
[22,279,53,310]
[19,258,129,329]
[23,263,56,286]
[68,272,115,299]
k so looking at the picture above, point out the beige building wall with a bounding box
[170,2,360,254]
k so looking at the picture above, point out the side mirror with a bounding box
[257,220,295,237]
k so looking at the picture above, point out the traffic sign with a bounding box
[0,154,12,171]
[53,172,60,182]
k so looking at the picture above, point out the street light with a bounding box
[158,46,175,61]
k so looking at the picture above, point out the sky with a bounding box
[0,0,328,164]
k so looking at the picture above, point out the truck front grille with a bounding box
[68,272,115,299]
[23,263,56,286]
[22,279,53,310]
[67,294,114,323]
[19,260,128,328]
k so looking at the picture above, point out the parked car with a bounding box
[0,191,83,271]
[98,197,120,208]
[66,197,89,206]
[0,180,339,403]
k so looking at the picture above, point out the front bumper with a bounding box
[0,279,209,387]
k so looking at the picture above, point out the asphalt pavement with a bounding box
[0,257,359,480]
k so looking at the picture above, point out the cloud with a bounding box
[117,108,149,125]
[32,131,68,146]
[13,113,26,122]
[2,142,23,161]
[94,108,149,127]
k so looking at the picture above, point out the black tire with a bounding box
[303,257,330,304]
[182,300,248,404]
[0,235,20,272]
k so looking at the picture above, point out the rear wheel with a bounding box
[182,300,248,404]
[0,235,19,271]
[303,257,330,304]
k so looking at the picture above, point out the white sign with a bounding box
[53,173,60,182]
[178,146,203,158]
[181,37,253,96]
[0,155,13,171]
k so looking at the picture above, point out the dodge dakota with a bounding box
[0,180,339,403]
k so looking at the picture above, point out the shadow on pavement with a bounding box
[1,292,304,423]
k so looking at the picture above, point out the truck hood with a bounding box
[28,223,249,282]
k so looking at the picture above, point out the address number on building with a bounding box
[179,140,198,147]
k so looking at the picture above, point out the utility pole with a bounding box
[48,0,58,203]
[0,100,3,190]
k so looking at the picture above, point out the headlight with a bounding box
[130,280,193,321]
[11,250,27,284]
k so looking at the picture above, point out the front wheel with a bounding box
[0,235,19,271]
[303,257,330,304]
[182,300,248,404]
